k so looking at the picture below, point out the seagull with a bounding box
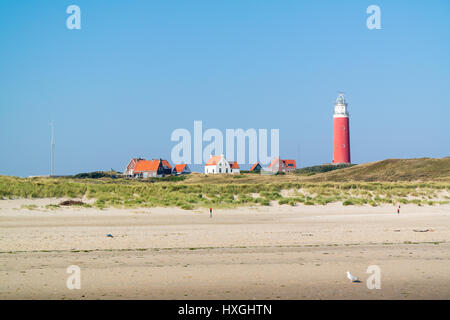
[347,271,359,282]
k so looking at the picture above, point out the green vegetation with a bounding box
[45,204,60,210]
[304,158,450,182]
[1,157,449,210]
[20,204,38,210]
[66,170,121,179]
[147,175,188,182]
[1,174,448,210]
[295,163,355,176]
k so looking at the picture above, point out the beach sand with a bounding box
[0,199,449,299]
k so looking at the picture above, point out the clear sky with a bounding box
[1,0,449,176]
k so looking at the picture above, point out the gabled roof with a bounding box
[161,159,172,169]
[282,159,297,167]
[127,158,142,170]
[134,160,160,173]
[250,162,261,171]
[205,155,222,166]
[230,161,240,169]
[268,157,280,168]
[174,164,187,173]
[268,157,296,170]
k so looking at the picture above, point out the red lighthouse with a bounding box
[332,93,351,164]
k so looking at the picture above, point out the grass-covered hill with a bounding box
[172,158,450,184]
[303,158,450,182]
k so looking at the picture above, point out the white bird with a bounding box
[347,271,359,282]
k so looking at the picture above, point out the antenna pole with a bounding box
[50,121,55,176]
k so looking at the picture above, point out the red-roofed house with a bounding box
[268,157,297,173]
[229,161,240,174]
[133,159,172,178]
[124,158,144,177]
[160,160,172,172]
[250,162,262,172]
[173,164,191,175]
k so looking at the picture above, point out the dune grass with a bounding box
[303,157,450,182]
[1,175,449,210]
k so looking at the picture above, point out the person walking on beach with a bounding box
[397,204,401,215]
[210,207,213,218]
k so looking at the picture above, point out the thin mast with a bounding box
[50,121,55,176]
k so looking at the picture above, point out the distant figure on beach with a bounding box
[210,207,213,218]
[397,204,401,215]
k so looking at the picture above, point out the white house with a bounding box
[230,161,240,174]
[204,154,233,174]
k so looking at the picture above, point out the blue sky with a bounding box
[0,0,449,176]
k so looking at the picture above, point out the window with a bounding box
[343,144,345,148]
[219,168,222,173]
[342,125,345,130]
[226,168,228,173]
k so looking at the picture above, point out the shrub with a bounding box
[257,198,270,206]
[180,203,194,210]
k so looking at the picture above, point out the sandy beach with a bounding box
[1,199,449,299]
